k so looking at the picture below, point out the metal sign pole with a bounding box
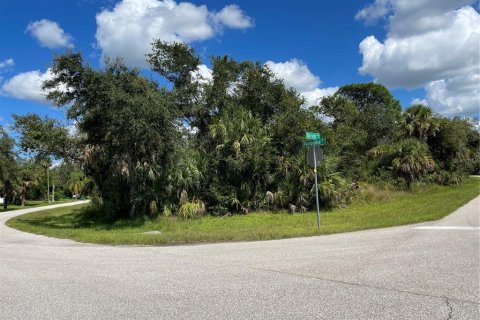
[313,145,320,230]
[47,166,50,204]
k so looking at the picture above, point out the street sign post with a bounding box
[312,145,321,230]
[304,132,325,231]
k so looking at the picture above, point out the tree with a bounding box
[335,82,402,149]
[13,114,82,162]
[147,40,202,118]
[17,41,477,217]
[315,95,368,178]
[191,55,244,135]
[428,117,479,174]
[368,138,435,186]
[403,104,439,141]
[15,161,41,206]
[391,139,435,185]
[147,42,322,213]
[43,53,180,217]
[0,126,17,209]
[206,107,272,211]
[147,40,200,88]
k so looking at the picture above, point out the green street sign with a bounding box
[306,132,321,140]
[303,138,326,148]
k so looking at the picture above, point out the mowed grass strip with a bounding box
[6,178,480,245]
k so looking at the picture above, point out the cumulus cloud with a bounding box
[301,87,339,107]
[0,58,14,69]
[26,19,74,49]
[358,6,479,88]
[411,98,428,106]
[266,59,320,92]
[213,4,253,29]
[425,74,480,116]
[190,64,213,85]
[1,69,54,104]
[265,59,338,107]
[95,0,253,67]
[357,0,479,116]
[355,0,392,24]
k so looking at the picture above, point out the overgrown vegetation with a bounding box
[7,178,479,245]
[2,40,479,219]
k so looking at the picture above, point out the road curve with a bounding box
[1,197,479,320]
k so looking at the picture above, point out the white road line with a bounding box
[414,226,480,231]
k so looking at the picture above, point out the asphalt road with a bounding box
[1,198,479,320]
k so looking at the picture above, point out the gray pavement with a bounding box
[1,197,479,319]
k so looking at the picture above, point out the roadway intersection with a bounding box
[1,198,479,319]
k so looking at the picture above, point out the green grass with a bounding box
[6,178,480,245]
[0,199,75,213]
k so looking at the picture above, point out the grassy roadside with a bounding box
[0,199,76,213]
[6,178,480,245]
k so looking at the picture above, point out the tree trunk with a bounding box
[129,181,136,218]
[20,192,26,207]
[47,167,50,203]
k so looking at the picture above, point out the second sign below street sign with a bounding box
[303,138,326,148]
[307,147,323,168]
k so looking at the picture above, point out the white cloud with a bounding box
[301,87,339,107]
[190,64,213,85]
[357,0,479,116]
[0,58,14,69]
[1,69,54,104]
[411,98,428,106]
[213,5,253,29]
[425,74,480,116]
[95,0,252,67]
[67,121,79,136]
[26,19,74,49]
[358,6,479,88]
[356,0,475,28]
[355,0,392,24]
[265,59,337,107]
[266,59,320,92]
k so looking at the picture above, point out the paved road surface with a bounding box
[1,198,479,319]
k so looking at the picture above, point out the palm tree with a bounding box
[16,164,40,206]
[168,151,203,199]
[391,138,435,185]
[69,179,82,198]
[208,107,271,210]
[403,104,439,141]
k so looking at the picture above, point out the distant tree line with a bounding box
[0,126,88,209]
[2,41,478,217]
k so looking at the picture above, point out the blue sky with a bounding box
[0,0,478,129]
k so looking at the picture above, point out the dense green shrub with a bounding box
[149,201,158,216]
[318,173,354,208]
[429,170,465,186]
[177,200,206,219]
